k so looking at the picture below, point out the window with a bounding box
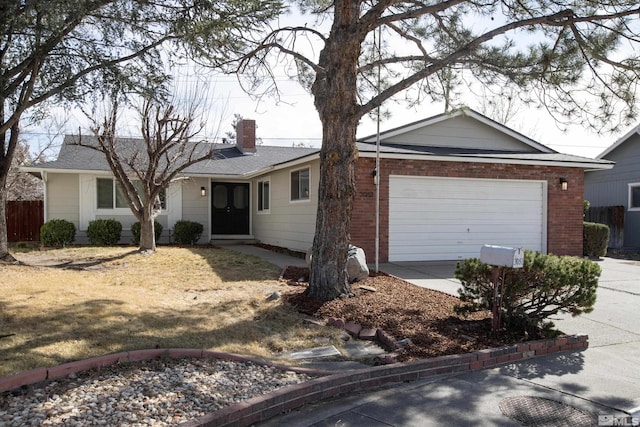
[290,168,310,201]
[258,180,270,212]
[629,183,640,210]
[97,178,114,209]
[97,178,166,210]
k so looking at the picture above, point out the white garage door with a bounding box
[389,176,546,261]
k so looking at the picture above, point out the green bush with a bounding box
[40,219,76,247]
[583,221,609,258]
[455,250,600,336]
[131,220,164,245]
[87,219,122,246]
[172,220,203,244]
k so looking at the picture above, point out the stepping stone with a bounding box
[279,345,341,360]
[341,341,387,359]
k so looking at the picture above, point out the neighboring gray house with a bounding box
[25,110,612,262]
[585,124,640,250]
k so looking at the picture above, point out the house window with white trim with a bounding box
[629,183,640,210]
[97,178,166,210]
[257,179,270,212]
[290,168,310,202]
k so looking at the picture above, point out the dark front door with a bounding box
[211,182,250,235]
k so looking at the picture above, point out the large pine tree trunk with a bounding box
[306,1,362,300]
[306,122,358,300]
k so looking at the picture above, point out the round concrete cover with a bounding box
[499,396,597,426]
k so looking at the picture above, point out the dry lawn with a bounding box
[0,246,342,377]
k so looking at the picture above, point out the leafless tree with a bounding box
[5,141,43,201]
[79,95,215,252]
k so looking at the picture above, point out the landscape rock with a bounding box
[306,245,370,284]
[344,321,362,337]
[302,318,325,327]
[266,291,281,301]
[397,338,413,347]
[327,317,345,328]
[347,245,369,283]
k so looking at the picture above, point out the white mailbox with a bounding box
[480,245,524,268]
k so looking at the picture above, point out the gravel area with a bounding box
[0,357,313,426]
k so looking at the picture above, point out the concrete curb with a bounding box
[0,335,588,427]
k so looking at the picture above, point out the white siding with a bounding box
[175,177,209,243]
[47,173,80,226]
[389,176,546,261]
[252,160,319,252]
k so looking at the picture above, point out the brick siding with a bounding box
[352,157,584,263]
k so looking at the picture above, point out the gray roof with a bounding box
[28,126,612,179]
[32,135,319,177]
[356,141,613,168]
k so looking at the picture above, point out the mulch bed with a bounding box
[281,266,532,362]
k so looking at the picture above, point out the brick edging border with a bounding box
[183,334,588,427]
[0,334,588,427]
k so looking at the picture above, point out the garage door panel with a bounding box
[391,234,543,247]
[389,176,545,261]
[394,186,542,201]
[390,202,542,214]
[391,211,542,222]
[390,224,542,235]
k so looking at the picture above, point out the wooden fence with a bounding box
[586,205,625,249]
[6,200,44,242]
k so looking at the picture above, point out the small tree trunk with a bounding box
[0,186,14,261]
[138,205,157,252]
[0,124,18,262]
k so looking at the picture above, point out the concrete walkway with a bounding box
[225,245,640,426]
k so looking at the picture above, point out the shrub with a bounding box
[583,221,609,258]
[40,219,75,247]
[172,220,203,244]
[87,219,122,246]
[131,220,164,245]
[454,250,600,336]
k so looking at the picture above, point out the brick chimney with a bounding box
[236,119,256,154]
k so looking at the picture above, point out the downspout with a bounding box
[374,25,382,273]
[41,170,48,222]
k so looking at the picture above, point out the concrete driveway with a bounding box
[382,256,640,415]
[378,261,461,296]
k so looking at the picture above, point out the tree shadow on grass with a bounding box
[0,296,306,377]
[16,249,142,270]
